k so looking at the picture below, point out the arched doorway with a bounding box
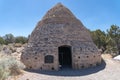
[58,45,72,69]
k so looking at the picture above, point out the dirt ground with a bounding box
[9,54,120,80]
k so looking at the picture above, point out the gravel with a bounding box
[15,59,120,80]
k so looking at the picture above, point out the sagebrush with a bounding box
[0,53,25,80]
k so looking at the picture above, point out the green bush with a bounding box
[0,53,25,80]
[15,36,28,44]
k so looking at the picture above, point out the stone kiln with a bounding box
[21,3,101,70]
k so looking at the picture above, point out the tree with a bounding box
[107,25,120,54]
[90,29,108,52]
[15,36,28,44]
[0,37,5,44]
[3,34,15,44]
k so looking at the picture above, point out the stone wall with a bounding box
[21,22,101,70]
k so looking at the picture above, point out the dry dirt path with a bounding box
[14,58,120,80]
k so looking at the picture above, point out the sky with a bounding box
[0,0,120,37]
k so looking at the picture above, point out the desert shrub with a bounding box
[0,65,9,80]
[9,46,16,53]
[8,58,25,76]
[1,46,12,54]
[14,43,22,47]
[0,53,25,80]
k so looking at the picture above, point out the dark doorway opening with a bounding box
[58,45,72,69]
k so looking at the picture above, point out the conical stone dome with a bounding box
[29,3,92,43]
[43,3,76,19]
[21,3,101,70]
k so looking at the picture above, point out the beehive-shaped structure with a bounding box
[21,3,101,70]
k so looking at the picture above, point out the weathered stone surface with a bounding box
[21,3,101,70]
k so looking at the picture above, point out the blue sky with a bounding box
[0,0,120,37]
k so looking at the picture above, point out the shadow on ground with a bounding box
[25,60,106,77]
